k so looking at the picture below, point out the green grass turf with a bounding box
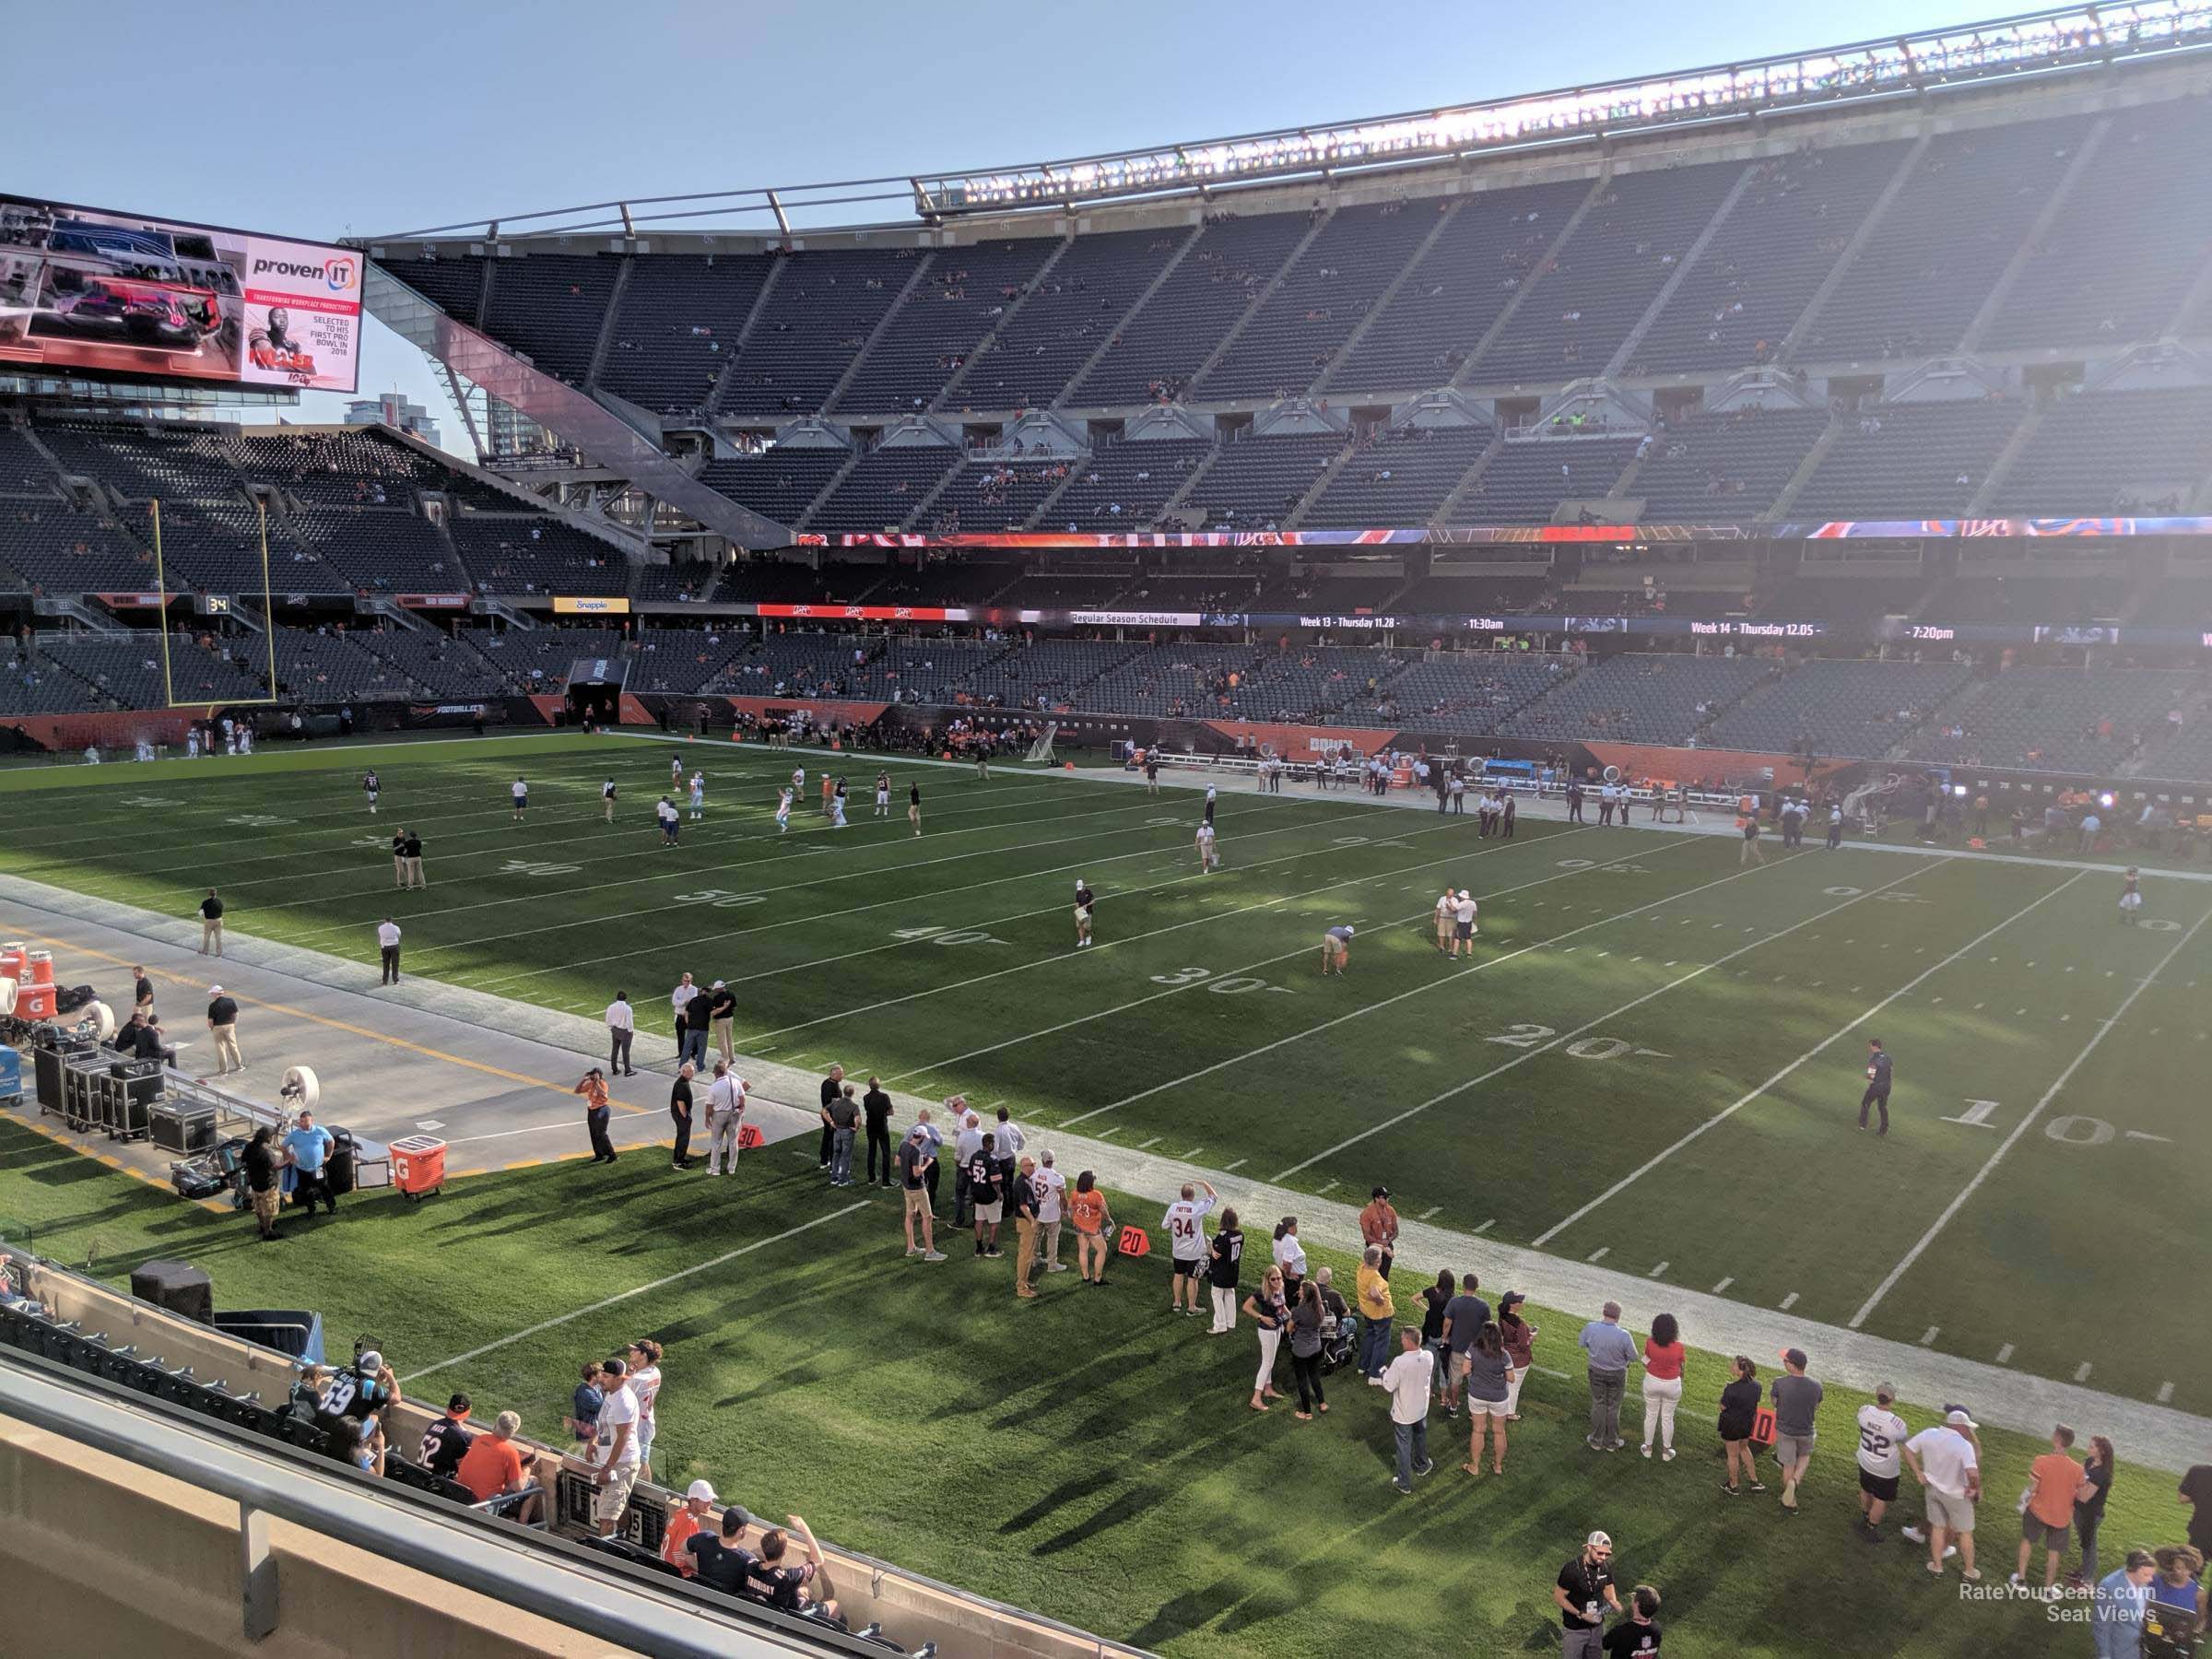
[2,733,2208,1414]
[0,1114,2181,1658]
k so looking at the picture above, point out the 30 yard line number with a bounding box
[1149,966,1295,995]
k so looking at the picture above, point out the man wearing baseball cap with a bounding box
[206,983,243,1077]
[680,1493,761,1594]
[661,1477,720,1575]
[1768,1347,1822,1511]
[1321,923,1356,975]
[1902,1406,1983,1581]
[1554,1530,1621,1657]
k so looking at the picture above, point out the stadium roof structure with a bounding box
[376,2,2212,242]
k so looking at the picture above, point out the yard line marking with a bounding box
[1476,1219,1496,1234]
[460,794,1396,987]
[1996,1344,2015,1364]
[1849,900,2212,1331]
[1647,1261,1668,1278]
[1779,1291,1800,1310]
[1586,1246,1610,1263]
[2075,1362,2094,1383]
[1532,869,2082,1250]
[753,815,1531,1044]
[2158,1382,2175,1404]
[927,840,1697,1098]
[403,1203,868,1382]
[1919,1326,1940,1347]
[1271,862,1934,1181]
[1222,1158,1248,1171]
[1711,1277,1734,1294]
[1136,1135,1163,1149]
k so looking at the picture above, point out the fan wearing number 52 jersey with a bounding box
[1855,1388,1911,1537]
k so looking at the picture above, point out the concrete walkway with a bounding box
[6,763,2207,1471]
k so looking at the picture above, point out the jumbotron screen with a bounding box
[0,193,361,394]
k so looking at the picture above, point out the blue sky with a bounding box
[12,0,2004,450]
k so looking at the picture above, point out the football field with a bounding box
[3,731,2206,1411]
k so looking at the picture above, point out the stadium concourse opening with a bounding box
[9,3,2212,1654]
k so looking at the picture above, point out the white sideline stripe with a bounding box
[403,1203,869,1382]
[1267,862,1931,1182]
[1529,867,2078,1250]
[1848,900,2212,1331]
[448,796,1409,986]
[767,815,1544,1045]
[970,840,1691,1106]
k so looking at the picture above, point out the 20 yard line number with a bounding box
[1486,1022,1669,1060]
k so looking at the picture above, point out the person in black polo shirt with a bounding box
[198,888,225,956]
[818,1065,844,1170]
[131,965,154,1019]
[205,985,243,1077]
[418,1394,475,1479]
[1858,1038,1893,1135]
[241,1126,282,1241]
[402,829,425,889]
[669,1065,696,1171]
[133,1014,175,1065]
[391,828,407,888]
[862,1076,894,1188]
[1555,1531,1621,1659]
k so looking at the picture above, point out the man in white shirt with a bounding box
[669,975,697,1048]
[1161,1179,1218,1315]
[1033,1149,1069,1273]
[1452,889,1478,959]
[952,1106,984,1227]
[704,1064,747,1176]
[1903,1408,1983,1580]
[376,917,403,986]
[605,992,635,1076]
[1854,1382,1910,1540]
[590,1357,643,1535]
[1434,888,1455,954]
[1381,1326,1437,1495]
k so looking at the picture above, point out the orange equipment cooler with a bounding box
[391,1135,446,1200]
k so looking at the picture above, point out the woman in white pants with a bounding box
[1640,1311,1686,1460]
[1242,1265,1289,1411]
[1206,1209,1244,1335]
[1498,1291,1538,1420]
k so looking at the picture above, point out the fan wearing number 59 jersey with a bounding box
[1855,1387,1911,1538]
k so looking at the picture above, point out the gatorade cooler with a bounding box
[0,943,25,982]
[391,1135,446,1201]
[22,951,53,988]
[12,984,55,1021]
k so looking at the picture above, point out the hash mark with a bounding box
[1475,1218,1496,1234]
[1136,1135,1162,1149]
[2158,1382,2175,1404]
[1222,1159,1248,1171]
[1919,1326,1939,1347]
[1586,1246,1609,1263]
[1647,1261,1668,1278]
[2074,1362,2093,1383]
[1779,1291,1799,1310]
[1711,1277,1734,1294]
[1995,1344,2015,1364]
[1316,1179,1340,1195]
[1419,1205,1441,1220]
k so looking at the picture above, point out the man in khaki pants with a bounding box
[206,985,243,1077]
[198,889,225,956]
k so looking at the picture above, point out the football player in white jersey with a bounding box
[688,771,706,820]
[875,771,890,818]
[775,787,793,834]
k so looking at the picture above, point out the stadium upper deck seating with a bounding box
[480,255,621,388]
[1794,113,2096,363]
[597,253,775,416]
[0,503,154,594]
[377,253,485,325]
[1631,142,1912,378]
[1980,97,2212,354]
[724,249,921,414]
[697,448,849,527]
[1070,210,1313,406]
[1044,438,1211,529]
[1195,201,1443,402]
[928,462,1069,534]
[955,228,1188,412]
[1326,179,1593,394]
[1471,159,1745,384]
[837,240,1060,417]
